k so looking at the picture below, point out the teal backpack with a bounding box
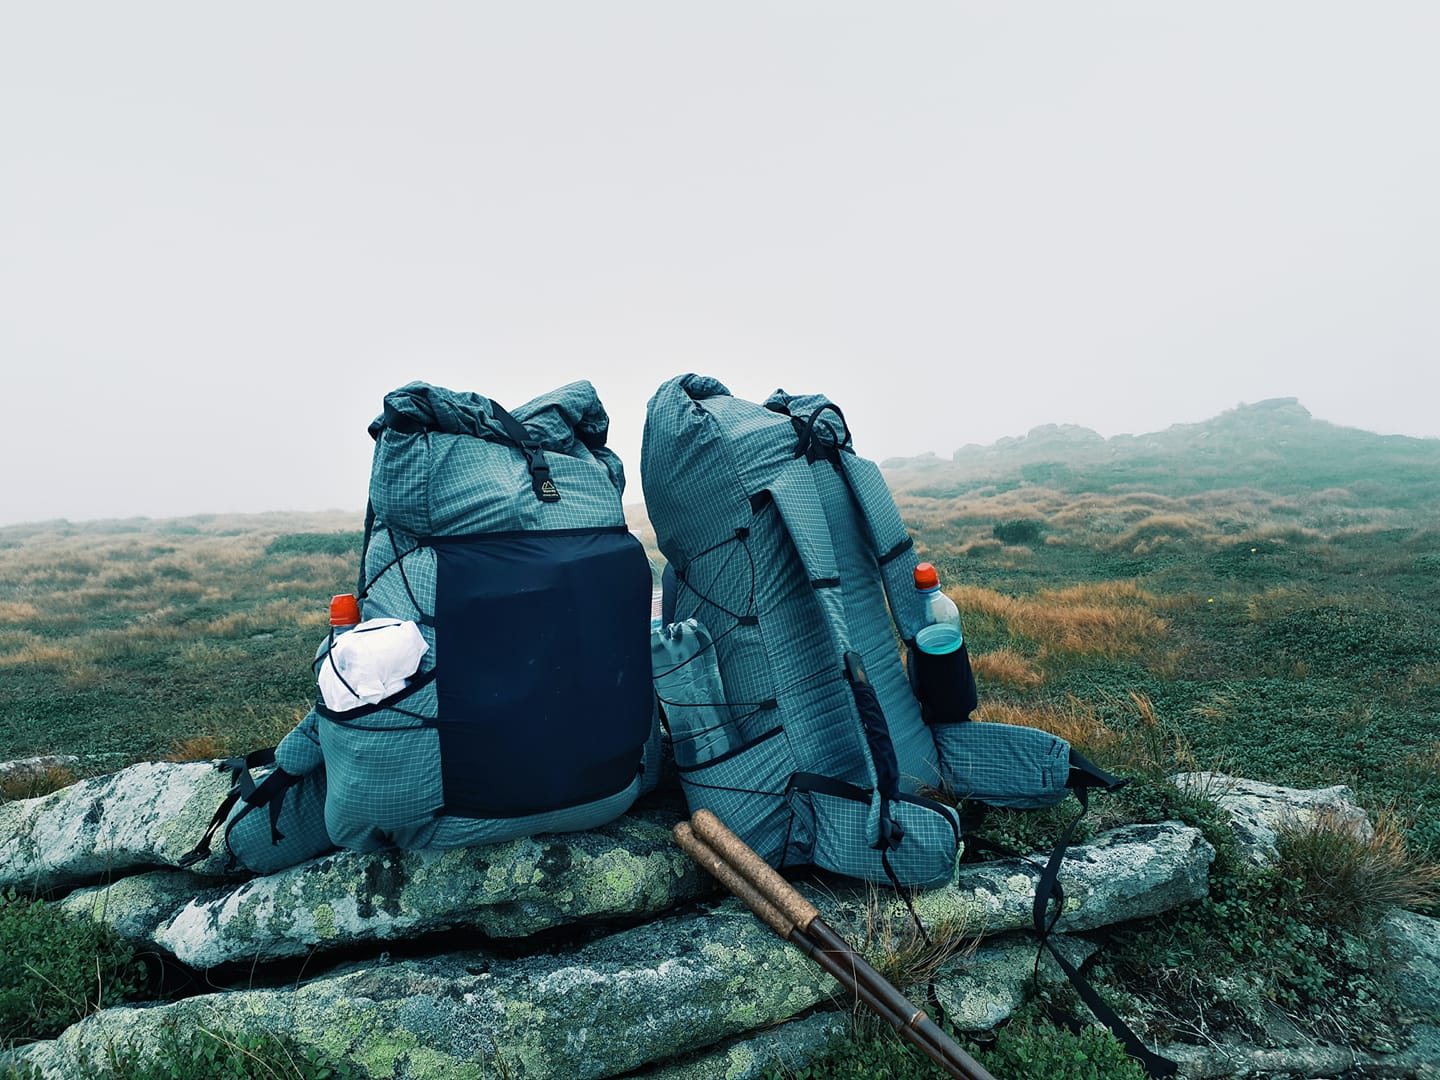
[641,374,1124,888]
[187,380,662,872]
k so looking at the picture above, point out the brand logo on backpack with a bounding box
[539,479,560,501]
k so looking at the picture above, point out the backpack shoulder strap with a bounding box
[831,451,926,640]
[767,455,904,852]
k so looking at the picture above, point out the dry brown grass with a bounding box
[972,697,1120,760]
[950,580,1166,657]
[0,600,40,624]
[891,478,1395,555]
[943,536,1005,559]
[0,765,77,802]
[197,598,321,637]
[970,646,1043,688]
[0,637,82,668]
[974,690,1195,778]
[165,735,230,762]
[858,885,979,999]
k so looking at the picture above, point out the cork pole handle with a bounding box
[674,822,796,938]
[690,809,820,932]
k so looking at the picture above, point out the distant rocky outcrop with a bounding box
[4,761,1438,1079]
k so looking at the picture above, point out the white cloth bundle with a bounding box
[317,618,429,711]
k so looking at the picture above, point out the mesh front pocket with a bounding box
[932,721,1070,808]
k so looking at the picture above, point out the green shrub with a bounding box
[992,520,1044,546]
[970,1016,1146,1080]
[0,890,150,1041]
[78,1023,365,1080]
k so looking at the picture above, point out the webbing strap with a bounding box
[177,748,286,868]
[177,788,241,867]
[1030,789,1176,1077]
[491,401,560,503]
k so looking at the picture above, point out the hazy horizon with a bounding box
[1,392,1430,531]
[4,4,1436,528]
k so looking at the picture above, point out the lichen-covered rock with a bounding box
[59,869,227,943]
[1170,772,1371,865]
[20,899,833,1080]
[935,932,1098,1032]
[143,804,712,967]
[881,821,1213,937]
[1383,909,1440,1019]
[0,761,234,889]
[629,1013,847,1079]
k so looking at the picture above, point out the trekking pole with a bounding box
[676,810,998,1080]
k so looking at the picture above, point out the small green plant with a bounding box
[762,1010,1146,1080]
[78,1022,365,1080]
[0,890,150,1042]
[966,1014,1147,1080]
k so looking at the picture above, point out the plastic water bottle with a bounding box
[913,563,963,655]
[330,593,361,632]
[314,593,361,668]
[650,618,736,766]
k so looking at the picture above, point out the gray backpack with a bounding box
[641,375,1119,889]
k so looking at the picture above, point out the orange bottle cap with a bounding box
[330,593,361,626]
[913,563,939,590]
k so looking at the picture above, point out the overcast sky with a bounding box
[2,3,1436,527]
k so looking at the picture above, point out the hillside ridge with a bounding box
[881,397,1440,505]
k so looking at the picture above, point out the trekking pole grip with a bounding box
[690,809,820,932]
[674,822,796,938]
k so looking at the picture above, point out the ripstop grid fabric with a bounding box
[642,374,962,886]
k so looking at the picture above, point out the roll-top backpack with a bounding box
[184,381,661,873]
[302,379,659,852]
[641,375,1123,889]
[642,375,1177,1076]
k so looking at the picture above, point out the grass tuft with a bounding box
[970,647,1043,688]
[164,735,230,763]
[1275,808,1440,930]
[0,766,76,803]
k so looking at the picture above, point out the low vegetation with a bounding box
[3,402,1438,1076]
[0,890,149,1042]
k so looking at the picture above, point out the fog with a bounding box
[2,3,1435,526]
